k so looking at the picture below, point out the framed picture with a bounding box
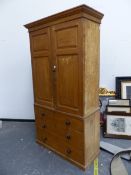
[108,99,130,106]
[106,105,131,113]
[104,113,131,139]
[116,76,131,99]
[121,81,131,99]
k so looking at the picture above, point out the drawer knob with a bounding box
[41,113,45,117]
[66,148,72,154]
[42,124,46,129]
[66,134,71,140]
[65,120,71,126]
[43,137,47,142]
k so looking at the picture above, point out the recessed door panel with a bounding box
[56,26,78,49]
[31,28,53,107]
[32,34,48,51]
[57,55,79,109]
[33,57,52,105]
[51,20,83,114]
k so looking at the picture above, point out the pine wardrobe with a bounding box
[25,5,103,169]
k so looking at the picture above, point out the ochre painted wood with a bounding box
[83,19,100,116]
[84,110,100,167]
[25,4,103,170]
[24,4,103,31]
[51,20,83,115]
[30,28,53,107]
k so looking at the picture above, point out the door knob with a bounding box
[52,65,56,72]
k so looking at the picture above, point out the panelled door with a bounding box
[30,28,53,107]
[51,20,83,115]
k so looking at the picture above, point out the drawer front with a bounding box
[65,147,84,165]
[35,106,55,131]
[37,126,84,152]
[56,138,84,165]
[36,127,58,150]
[54,112,83,132]
[36,128,84,165]
[35,106,53,119]
[42,131,58,149]
[55,126,84,151]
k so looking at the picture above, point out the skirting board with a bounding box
[0,118,35,122]
[0,120,2,128]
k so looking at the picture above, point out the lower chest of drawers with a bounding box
[35,106,85,166]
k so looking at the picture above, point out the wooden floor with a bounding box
[0,121,130,175]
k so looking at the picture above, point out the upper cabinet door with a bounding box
[30,28,53,107]
[51,20,83,115]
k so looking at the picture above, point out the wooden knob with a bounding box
[42,124,46,128]
[66,148,72,154]
[66,134,71,140]
[43,137,47,142]
[65,120,71,126]
[41,113,45,117]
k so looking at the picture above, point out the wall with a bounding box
[0,0,131,119]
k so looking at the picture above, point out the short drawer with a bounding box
[35,106,55,131]
[54,112,83,132]
[35,106,53,119]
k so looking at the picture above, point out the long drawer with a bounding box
[55,126,84,151]
[35,106,83,132]
[36,124,84,151]
[54,111,84,133]
[36,127,58,150]
[36,128,84,165]
[56,137,84,165]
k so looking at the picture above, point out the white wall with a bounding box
[0,0,131,119]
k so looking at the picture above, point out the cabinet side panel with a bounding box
[84,20,100,115]
[84,110,100,167]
